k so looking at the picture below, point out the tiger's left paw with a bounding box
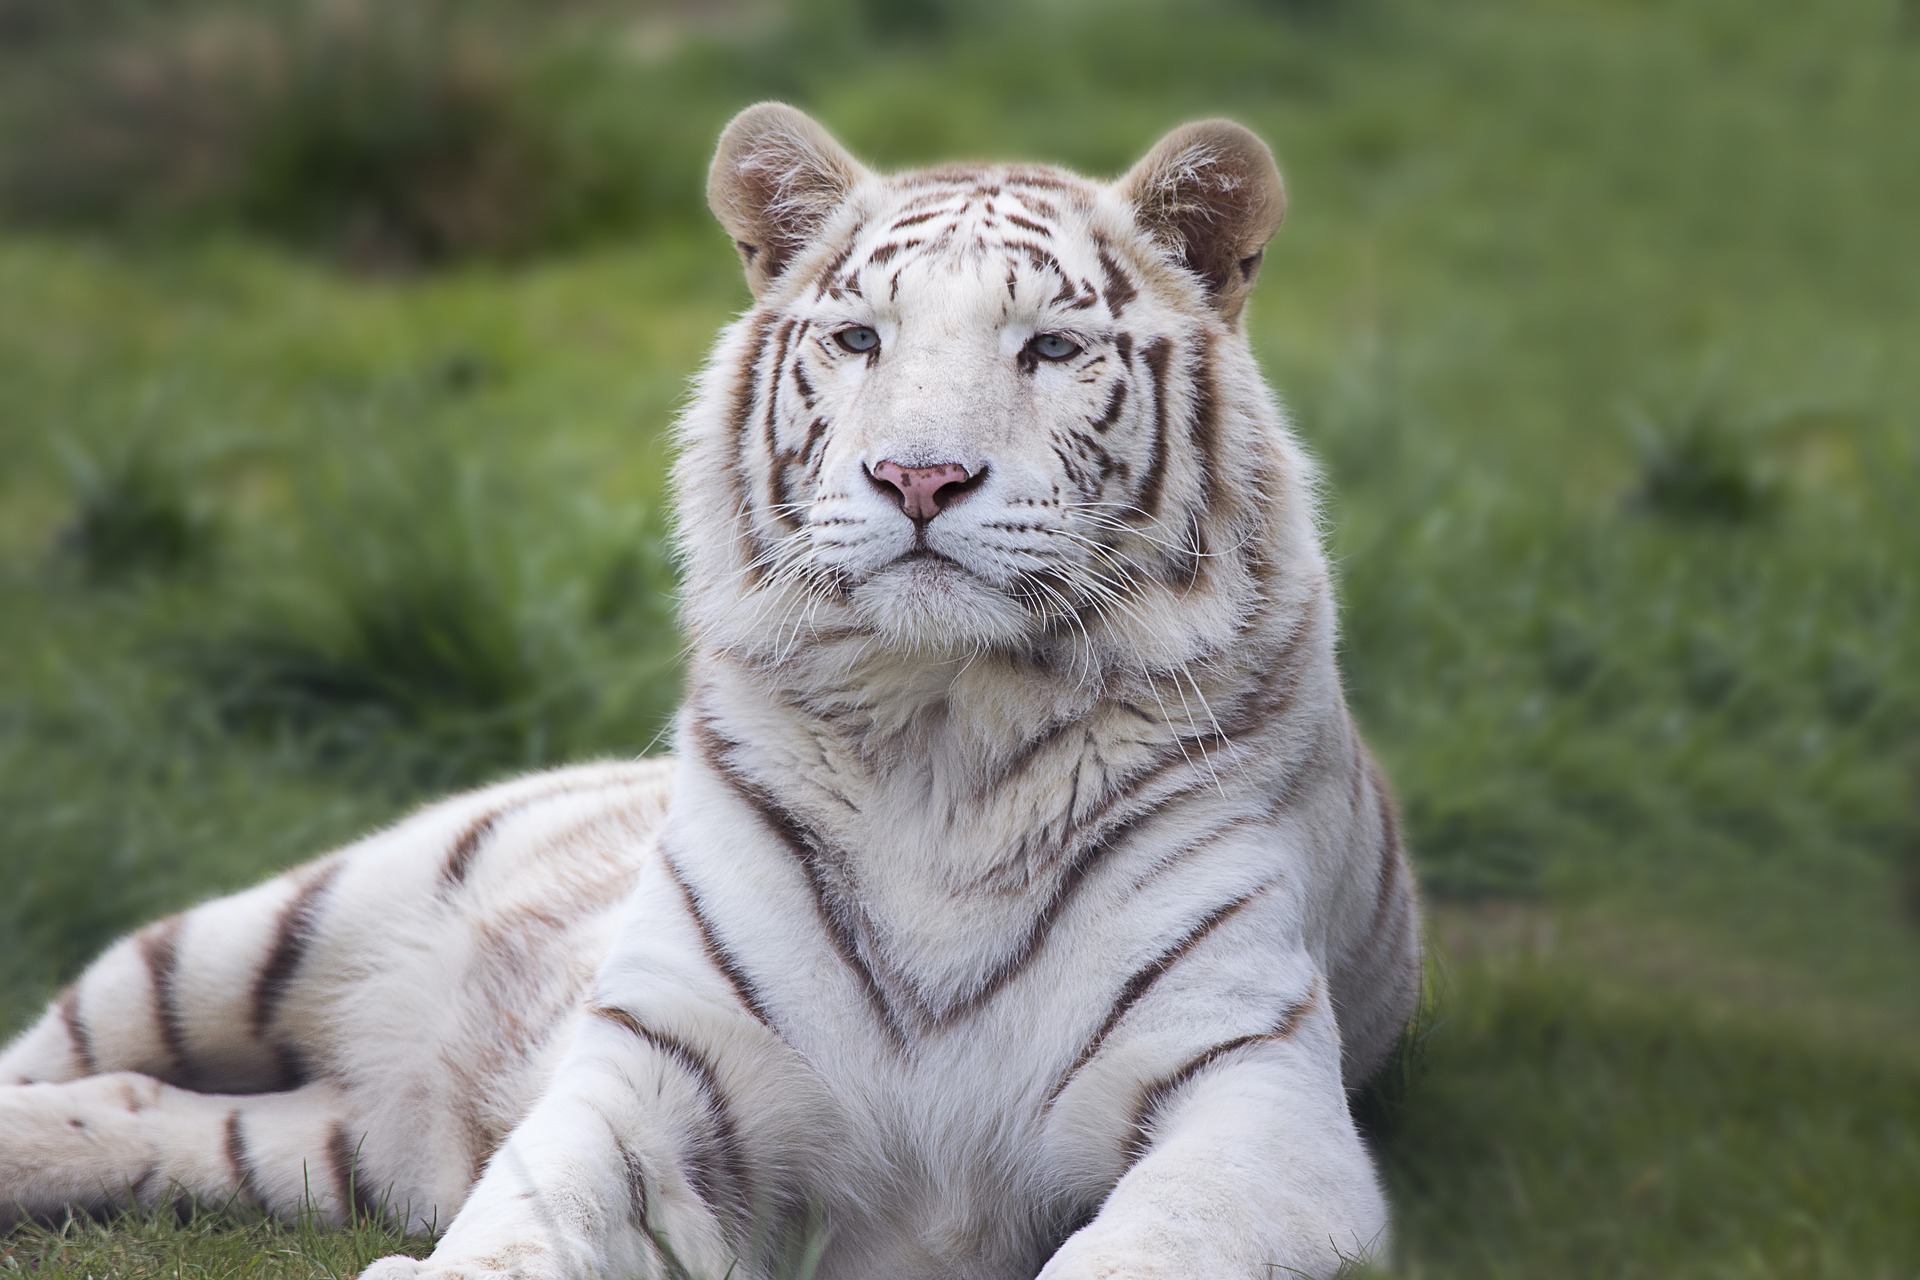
[358,1255,544,1280]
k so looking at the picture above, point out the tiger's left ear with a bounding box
[1118,121,1286,325]
[709,102,872,298]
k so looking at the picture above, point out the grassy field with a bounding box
[2,0,1917,1275]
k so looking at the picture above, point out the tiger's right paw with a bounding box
[357,1250,555,1280]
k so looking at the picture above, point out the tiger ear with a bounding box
[708,103,871,298]
[1117,120,1286,324]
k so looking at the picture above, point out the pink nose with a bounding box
[868,459,975,523]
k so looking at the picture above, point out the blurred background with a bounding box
[0,0,1915,1275]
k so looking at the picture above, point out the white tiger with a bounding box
[0,104,1422,1280]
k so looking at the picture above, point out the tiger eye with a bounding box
[1029,333,1081,362]
[835,326,881,354]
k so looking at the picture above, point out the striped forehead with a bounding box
[816,168,1113,316]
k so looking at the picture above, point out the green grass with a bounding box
[2,0,1918,1275]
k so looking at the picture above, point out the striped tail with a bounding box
[0,857,341,1093]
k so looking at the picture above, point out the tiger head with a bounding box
[677,104,1319,679]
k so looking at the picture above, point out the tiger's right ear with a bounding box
[708,103,870,298]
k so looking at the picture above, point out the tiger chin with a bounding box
[0,105,1422,1280]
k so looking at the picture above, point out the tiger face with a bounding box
[682,105,1294,667]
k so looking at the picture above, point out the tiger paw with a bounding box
[357,1257,523,1280]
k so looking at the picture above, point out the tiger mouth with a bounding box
[895,547,962,567]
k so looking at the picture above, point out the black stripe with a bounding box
[933,805,1164,1025]
[1090,381,1128,434]
[1123,982,1320,1165]
[728,313,780,586]
[688,716,909,1047]
[811,240,858,298]
[1015,193,1061,220]
[1097,246,1138,318]
[1047,886,1268,1109]
[1365,754,1407,932]
[58,985,98,1074]
[1186,333,1220,512]
[442,776,637,892]
[252,859,344,1038]
[763,318,797,520]
[274,1042,310,1091]
[973,718,1083,802]
[139,918,191,1083]
[889,207,947,230]
[441,810,498,888]
[1135,337,1174,518]
[225,1110,264,1207]
[616,1138,651,1228]
[976,617,1315,892]
[327,1123,380,1222]
[1003,170,1072,192]
[662,846,779,1032]
[591,1007,752,1223]
[1006,240,1068,285]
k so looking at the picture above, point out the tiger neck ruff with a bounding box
[0,105,1421,1280]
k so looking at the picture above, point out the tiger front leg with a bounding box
[1040,986,1389,1280]
[360,1006,772,1280]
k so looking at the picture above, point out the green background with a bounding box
[1,0,1915,1275]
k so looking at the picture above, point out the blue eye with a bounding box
[835,326,880,354]
[1029,333,1081,362]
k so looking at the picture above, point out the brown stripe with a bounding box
[1135,337,1174,517]
[974,718,1082,799]
[687,717,909,1047]
[1007,240,1068,285]
[1046,886,1268,1109]
[328,1123,380,1222]
[1017,192,1062,220]
[799,417,831,469]
[957,624,1316,984]
[442,776,636,892]
[661,846,778,1032]
[590,1007,752,1223]
[889,207,947,230]
[441,811,498,889]
[763,318,799,520]
[1005,212,1050,236]
[274,1041,310,1091]
[1089,380,1128,433]
[811,239,858,298]
[616,1138,651,1228]
[138,918,191,1082]
[728,313,780,586]
[1186,333,1220,512]
[251,859,344,1038]
[1123,981,1321,1165]
[58,985,98,1075]
[1097,246,1138,318]
[1003,170,1072,191]
[933,800,1169,1026]
[1365,753,1407,932]
[224,1110,264,1207]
